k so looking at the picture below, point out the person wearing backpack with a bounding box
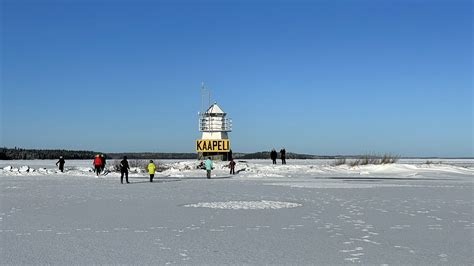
[120,156,130,184]
[147,160,156,182]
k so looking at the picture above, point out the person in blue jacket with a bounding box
[205,157,213,179]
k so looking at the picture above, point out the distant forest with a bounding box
[0,147,98,160]
[2,147,470,161]
[0,147,325,160]
[237,151,333,160]
[0,148,198,160]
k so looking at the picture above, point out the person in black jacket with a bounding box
[229,158,236,175]
[280,148,286,165]
[120,156,130,184]
[56,156,65,172]
[100,154,107,173]
[270,149,277,164]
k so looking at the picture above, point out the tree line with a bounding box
[0,147,336,160]
[0,147,98,160]
[238,151,334,160]
[0,148,199,160]
[107,152,197,159]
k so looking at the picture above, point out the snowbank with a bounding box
[0,159,473,180]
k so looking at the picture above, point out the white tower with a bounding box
[199,103,232,139]
[196,102,233,160]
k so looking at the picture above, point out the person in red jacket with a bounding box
[93,154,102,176]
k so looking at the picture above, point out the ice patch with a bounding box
[183,200,302,210]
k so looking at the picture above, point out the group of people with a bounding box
[94,155,157,184]
[270,148,286,164]
[96,155,157,184]
[55,155,157,184]
[93,154,107,176]
[55,154,239,183]
[112,156,157,184]
[199,157,237,178]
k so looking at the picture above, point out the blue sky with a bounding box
[1,0,472,157]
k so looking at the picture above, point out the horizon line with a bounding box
[1,146,473,159]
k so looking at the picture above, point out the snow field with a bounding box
[1,159,473,180]
[0,159,473,264]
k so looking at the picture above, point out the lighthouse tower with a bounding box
[196,102,232,160]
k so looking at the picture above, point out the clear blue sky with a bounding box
[1,0,472,157]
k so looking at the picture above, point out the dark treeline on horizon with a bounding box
[1,147,469,160]
[0,147,199,160]
[107,152,197,160]
[0,147,323,160]
[238,151,333,160]
[0,147,98,160]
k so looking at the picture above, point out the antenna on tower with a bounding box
[201,82,212,113]
[208,87,211,108]
[201,82,205,114]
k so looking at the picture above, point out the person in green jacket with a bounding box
[205,157,213,179]
[147,160,157,182]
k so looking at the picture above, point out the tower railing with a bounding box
[198,116,232,132]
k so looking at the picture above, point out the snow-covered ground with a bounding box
[1,159,473,264]
[1,159,473,180]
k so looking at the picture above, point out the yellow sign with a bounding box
[196,139,230,152]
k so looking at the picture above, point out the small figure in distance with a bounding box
[270,149,277,165]
[93,154,102,177]
[100,154,107,173]
[205,157,213,179]
[198,161,205,169]
[229,158,236,175]
[56,156,65,172]
[280,148,286,165]
[120,156,130,184]
[147,160,156,182]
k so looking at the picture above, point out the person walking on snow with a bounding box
[93,154,102,176]
[56,156,65,172]
[120,156,130,184]
[229,158,236,175]
[205,157,213,179]
[147,160,156,182]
